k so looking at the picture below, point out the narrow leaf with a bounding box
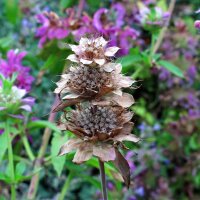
[112,149,130,188]
[158,60,184,78]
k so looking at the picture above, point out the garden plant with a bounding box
[0,0,200,200]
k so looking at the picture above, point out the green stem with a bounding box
[99,159,108,200]
[22,135,35,161]
[131,66,143,79]
[6,121,16,200]
[58,171,74,200]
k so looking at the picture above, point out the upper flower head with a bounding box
[58,104,140,186]
[36,11,69,48]
[54,63,135,111]
[67,37,120,66]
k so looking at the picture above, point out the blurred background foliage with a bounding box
[0,0,200,200]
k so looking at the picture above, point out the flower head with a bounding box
[0,50,34,91]
[58,104,140,186]
[36,11,69,48]
[67,37,120,66]
[0,74,35,118]
[54,63,134,111]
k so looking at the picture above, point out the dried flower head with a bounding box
[54,63,135,111]
[67,37,120,66]
[58,104,140,186]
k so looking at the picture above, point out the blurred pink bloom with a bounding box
[36,11,69,48]
[0,50,34,91]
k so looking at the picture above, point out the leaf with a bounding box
[158,60,184,78]
[112,149,130,188]
[120,54,142,72]
[27,120,61,133]
[5,0,21,24]
[59,0,78,10]
[15,162,26,180]
[0,37,13,50]
[189,135,199,150]
[0,131,8,163]
[51,134,68,176]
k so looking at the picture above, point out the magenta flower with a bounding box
[93,5,139,56]
[36,11,69,48]
[195,20,200,29]
[0,50,34,91]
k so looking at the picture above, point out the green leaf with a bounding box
[120,54,142,73]
[60,0,78,10]
[0,131,8,163]
[0,36,13,50]
[51,134,68,176]
[158,60,184,78]
[132,105,155,125]
[5,0,21,24]
[189,135,199,150]
[15,162,26,180]
[27,120,61,133]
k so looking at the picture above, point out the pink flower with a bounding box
[194,20,200,29]
[0,50,34,91]
[36,12,69,48]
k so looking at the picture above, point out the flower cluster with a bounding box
[55,36,139,186]
[36,3,140,56]
[0,74,34,119]
[0,49,34,91]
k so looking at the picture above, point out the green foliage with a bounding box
[51,133,68,176]
[158,60,184,78]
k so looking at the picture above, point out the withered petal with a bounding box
[93,144,116,162]
[112,93,135,108]
[73,142,93,164]
[58,138,82,156]
[67,54,78,62]
[94,58,105,65]
[52,98,82,112]
[121,112,134,123]
[112,148,130,188]
[105,47,120,57]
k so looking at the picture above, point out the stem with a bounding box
[76,0,85,18]
[58,171,74,200]
[27,95,59,200]
[6,121,16,200]
[22,135,35,161]
[152,0,176,54]
[99,159,108,200]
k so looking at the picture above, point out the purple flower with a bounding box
[107,182,114,191]
[125,151,136,172]
[186,65,197,84]
[111,3,126,27]
[194,20,200,29]
[93,8,108,34]
[71,15,95,41]
[0,50,34,91]
[135,186,145,196]
[36,12,69,47]
[0,130,4,135]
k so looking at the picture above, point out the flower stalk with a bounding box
[99,159,108,200]
[6,121,16,200]
[55,36,140,198]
